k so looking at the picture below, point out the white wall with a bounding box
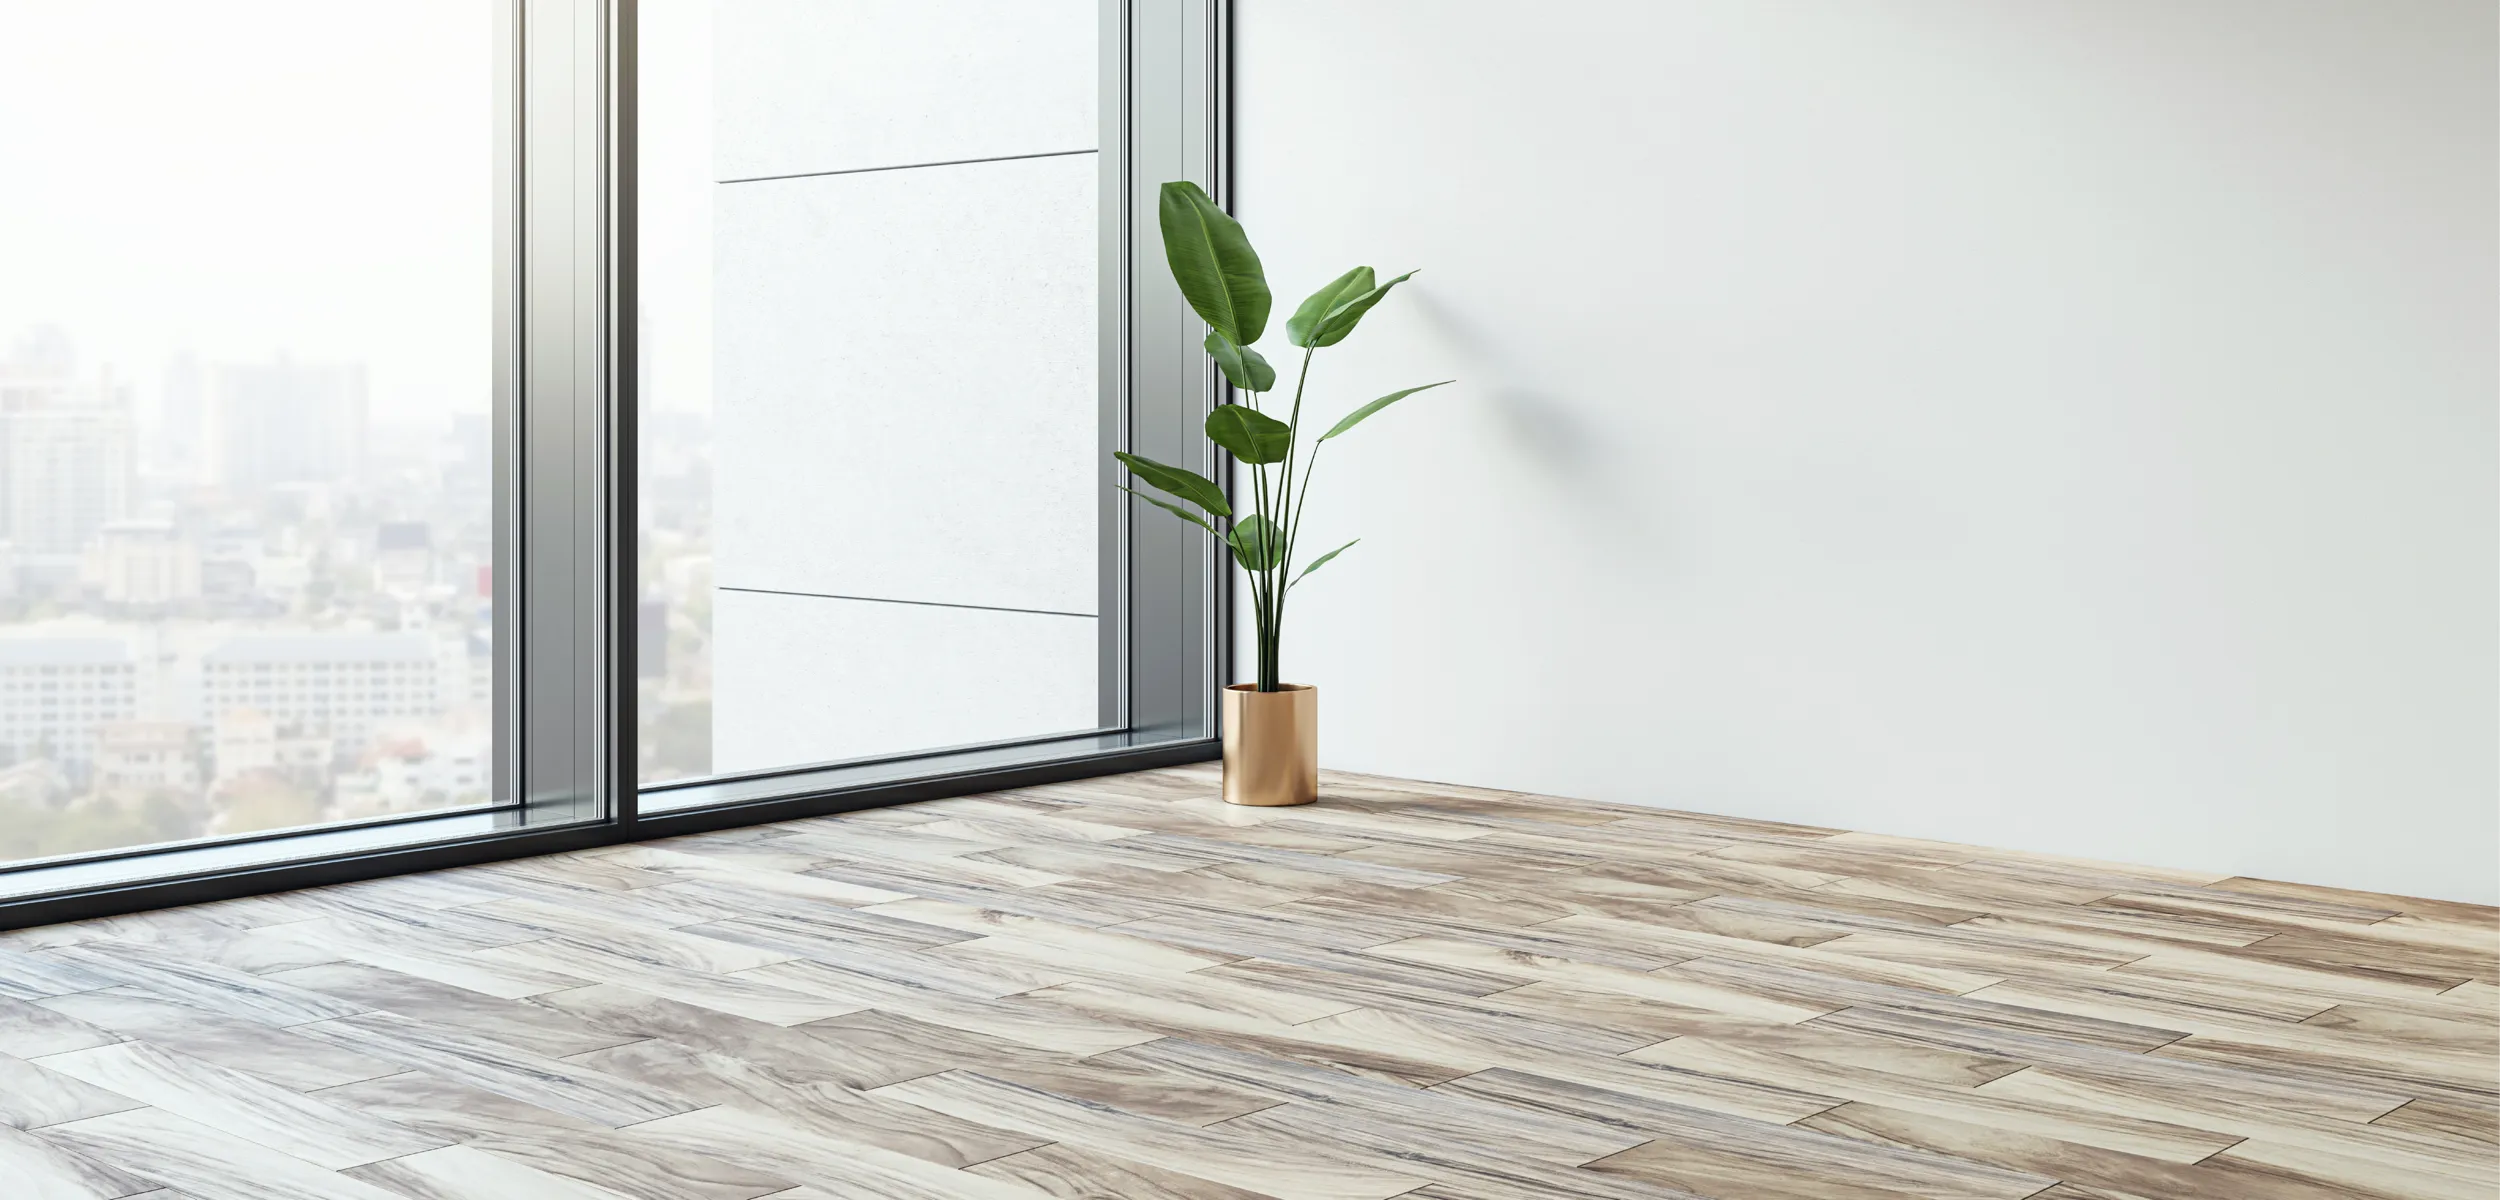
[1237,0,2498,903]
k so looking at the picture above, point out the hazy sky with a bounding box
[0,1,716,427]
[0,1,493,423]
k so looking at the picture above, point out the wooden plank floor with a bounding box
[1,764,2493,1199]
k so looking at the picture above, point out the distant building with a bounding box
[335,713,489,819]
[200,632,457,757]
[153,350,206,483]
[82,519,202,605]
[374,521,431,590]
[93,721,202,796]
[208,357,369,494]
[210,709,332,788]
[200,557,256,600]
[0,379,137,561]
[0,637,140,772]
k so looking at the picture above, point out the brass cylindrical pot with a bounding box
[1221,683,1317,806]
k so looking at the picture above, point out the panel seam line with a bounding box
[716,585,1096,619]
[718,147,1099,185]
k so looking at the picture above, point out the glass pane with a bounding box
[639,1,1107,786]
[0,2,497,866]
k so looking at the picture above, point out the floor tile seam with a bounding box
[33,1095,427,1177]
[1207,1084,1666,1180]
[2,1058,148,1132]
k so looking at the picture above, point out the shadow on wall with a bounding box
[1409,290,1670,546]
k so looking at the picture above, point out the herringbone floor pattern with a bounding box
[1,764,2492,1198]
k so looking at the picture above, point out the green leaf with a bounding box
[1158,181,1270,344]
[1205,404,1292,465]
[1310,270,1416,347]
[1290,538,1358,589]
[1118,486,1216,536]
[1286,267,1374,348]
[1203,331,1276,393]
[1114,451,1231,517]
[1227,514,1282,571]
[1320,380,1454,441]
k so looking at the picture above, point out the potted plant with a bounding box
[1115,181,1452,806]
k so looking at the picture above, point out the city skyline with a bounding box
[0,324,501,863]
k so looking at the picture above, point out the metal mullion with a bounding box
[491,0,524,822]
[1097,0,1132,735]
[514,0,615,829]
[609,0,640,832]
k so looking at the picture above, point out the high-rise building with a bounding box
[0,358,139,565]
[207,357,370,495]
[2,403,137,560]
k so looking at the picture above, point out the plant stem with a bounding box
[1258,347,1317,693]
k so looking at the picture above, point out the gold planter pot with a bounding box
[1221,683,1317,806]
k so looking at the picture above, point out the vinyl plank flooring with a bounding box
[0,946,125,1000]
[1977,1065,2493,1186]
[343,1143,645,1200]
[470,937,865,1025]
[565,1035,1047,1167]
[1202,959,1662,1055]
[2302,1000,2500,1055]
[0,995,121,1058]
[628,1104,1054,1200]
[876,1069,1428,1200]
[691,919,1064,997]
[1366,935,1835,1023]
[862,897,1240,973]
[36,990,402,1091]
[290,1009,700,1127]
[2210,1135,2496,1200]
[38,944,364,1025]
[965,1141,1280,1200]
[598,851,908,905]
[750,960,1161,1056]
[1629,1033,2244,1162]
[318,1069,796,1200]
[531,983,973,1090]
[1576,1094,2055,1200]
[1796,1100,2364,1200]
[1211,1103,1705,1200]
[2371,1096,2499,1147]
[36,1107,409,1200]
[1805,1005,2415,1121]
[1107,1038,1646,1164]
[1671,957,2189,1051]
[260,962,642,1058]
[0,1051,142,1129]
[967,1044,1286,1126]
[272,924,591,999]
[0,1121,158,1200]
[33,1040,446,1168]
[1,765,2484,1200]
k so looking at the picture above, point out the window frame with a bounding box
[0,0,1233,930]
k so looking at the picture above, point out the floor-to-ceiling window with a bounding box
[0,2,501,866]
[636,0,1229,814]
[0,0,1228,925]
